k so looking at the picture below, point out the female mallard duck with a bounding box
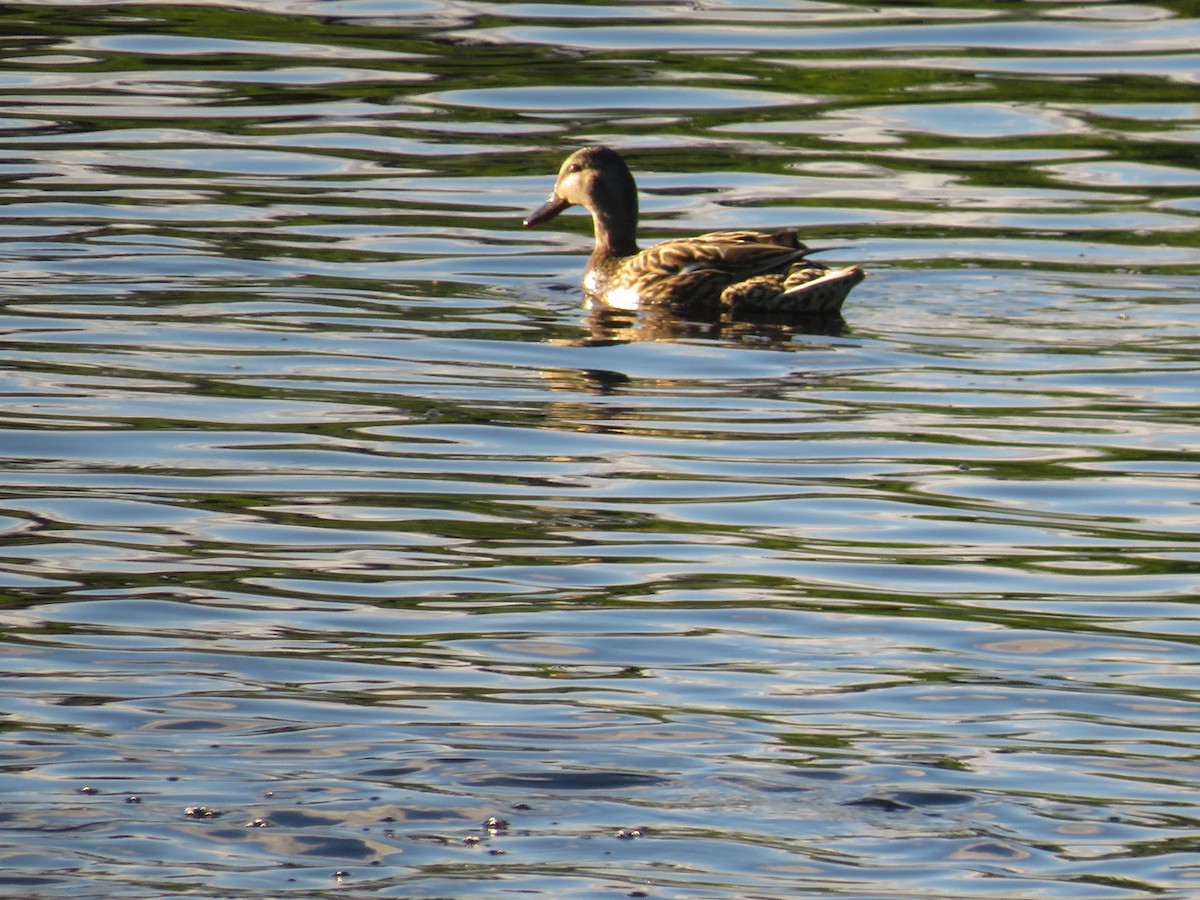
[524,146,864,317]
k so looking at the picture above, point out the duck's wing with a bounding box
[693,229,806,250]
[606,235,810,309]
[626,232,806,283]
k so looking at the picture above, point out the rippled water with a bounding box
[2,1,1199,897]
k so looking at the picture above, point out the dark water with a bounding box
[2,1,1199,897]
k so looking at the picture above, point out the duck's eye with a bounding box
[567,163,581,173]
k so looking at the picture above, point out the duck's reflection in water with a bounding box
[539,302,848,396]
[573,301,846,348]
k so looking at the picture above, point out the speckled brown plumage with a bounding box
[523,147,864,317]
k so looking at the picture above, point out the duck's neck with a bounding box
[588,174,640,261]
[591,209,639,262]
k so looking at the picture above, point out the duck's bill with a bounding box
[523,194,570,228]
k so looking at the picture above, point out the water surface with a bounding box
[1,1,1198,897]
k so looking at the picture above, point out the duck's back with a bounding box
[589,229,810,310]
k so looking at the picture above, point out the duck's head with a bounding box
[523,146,638,231]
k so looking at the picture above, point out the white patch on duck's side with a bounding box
[603,286,641,310]
[584,270,640,309]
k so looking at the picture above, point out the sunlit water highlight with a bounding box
[1,1,1198,897]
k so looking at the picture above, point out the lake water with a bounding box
[1,1,1199,897]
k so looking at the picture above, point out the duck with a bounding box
[523,146,864,317]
